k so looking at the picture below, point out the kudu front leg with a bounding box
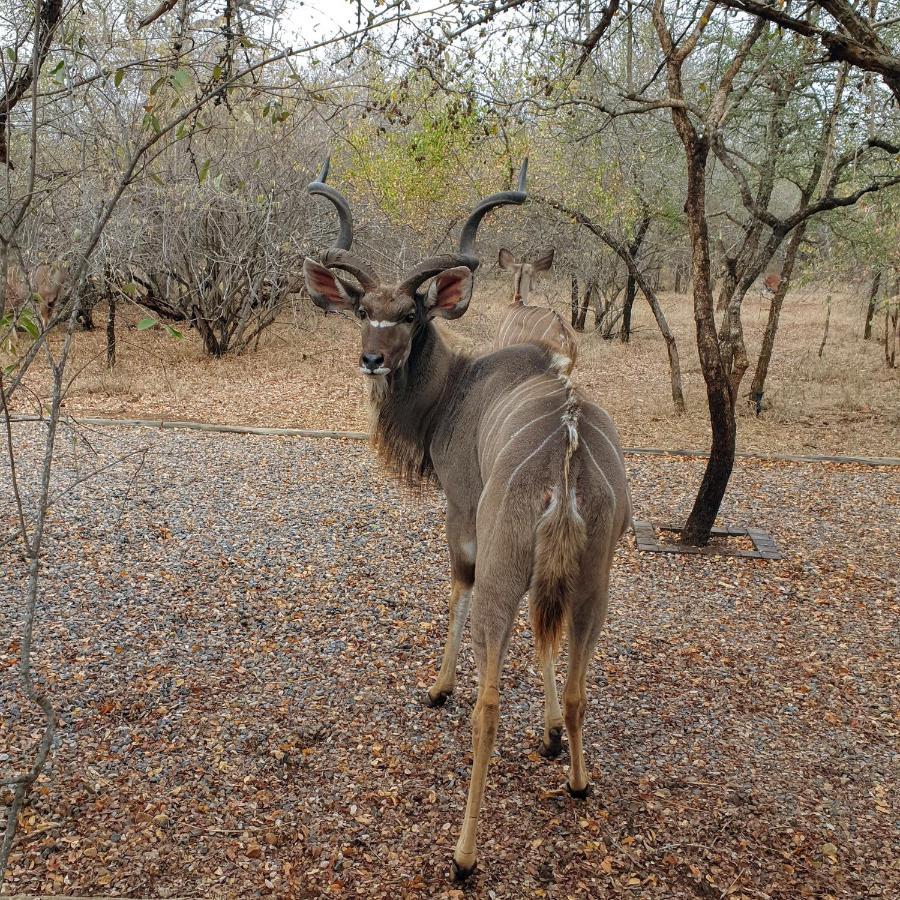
[426,578,472,706]
[427,516,475,707]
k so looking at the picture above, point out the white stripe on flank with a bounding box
[581,439,613,496]
[480,381,565,468]
[480,376,545,448]
[504,426,564,490]
[490,405,567,470]
[582,417,620,458]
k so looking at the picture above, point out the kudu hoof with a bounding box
[451,856,477,881]
[539,727,564,759]
[424,688,452,708]
[565,780,591,800]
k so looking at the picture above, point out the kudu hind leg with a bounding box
[452,576,522,879]
[563,573,610,798]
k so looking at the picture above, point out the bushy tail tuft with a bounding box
[530,404,585,660]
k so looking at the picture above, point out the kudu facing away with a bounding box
[495,247,578,370]
[303,160,631,880]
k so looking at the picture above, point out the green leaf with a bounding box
[5,48,15,63]
[212,64,223,81]
[164,325,184,340]
[198,158,210,183]
[18,308,40,339]
[148,75,166,96]
[171,67,191,92]
[114,68,125,88]
[137,317,157,331]
[212,173,223,190]
[49,59,64,74]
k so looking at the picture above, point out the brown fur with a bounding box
[496,305,579,371]
[4,263,69,327]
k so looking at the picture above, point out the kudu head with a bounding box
[304,157,528,376]
[497,246,554,306]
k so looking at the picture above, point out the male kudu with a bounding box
[495,247,578,369]
[303,160,631,880]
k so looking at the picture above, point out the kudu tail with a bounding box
[529,395,586,661]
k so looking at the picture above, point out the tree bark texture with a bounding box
[864,270,881,340]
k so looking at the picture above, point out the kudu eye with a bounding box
[356,307,368,320]
[404,311,416,323]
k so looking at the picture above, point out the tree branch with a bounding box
[574,0,621,75]
[714,0,900,100]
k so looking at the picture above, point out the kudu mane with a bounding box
[368,324,468,488]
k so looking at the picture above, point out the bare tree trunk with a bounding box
[620,214,650,342]
[818,300,831,357]
[886,302,898,368]
[864,270,881,340]
[575,281,592,331]
[749,222,806,403]
[672,259,682,293]
[620,274,637,341]
[680,139,736,545]
[106,296,116,368]
[625,0,634,93]
[570,274,578,328]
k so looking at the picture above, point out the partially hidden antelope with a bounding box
[303,159,631,880]
[495,246,578,370]
[4,262,69,328]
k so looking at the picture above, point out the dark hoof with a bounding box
[451,858,476,881]
[539,727,563,759]
[425,689,451,708]
[565,781,591,800]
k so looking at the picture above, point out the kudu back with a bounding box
[303,159,631,880]
[495,247,578,370]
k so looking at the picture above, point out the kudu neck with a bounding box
[370,320,463,485]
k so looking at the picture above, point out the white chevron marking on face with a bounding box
[368,319,397,328]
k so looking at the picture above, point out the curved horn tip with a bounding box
[316,156,331,184]
[518,157,528,192]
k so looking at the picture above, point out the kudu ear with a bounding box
[303,257,361,313]
[425,266,473,320]
[532,248,555,273]
[498,248,515,271]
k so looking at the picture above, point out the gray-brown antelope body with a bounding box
[495,247,578,369]
[4,263,69,328]
[303,159,630,880]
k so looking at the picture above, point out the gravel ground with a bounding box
[1,423,898,898]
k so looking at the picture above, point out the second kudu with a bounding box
[4,263,69,329]
[495,246,578,369]
[303,160,631,879]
